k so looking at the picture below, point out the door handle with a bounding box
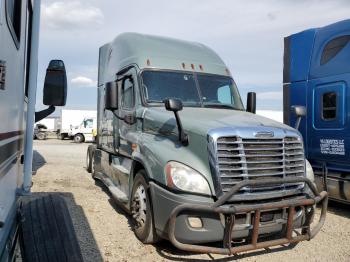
[0,60,6,90]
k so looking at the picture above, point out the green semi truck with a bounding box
[86,33,328,255]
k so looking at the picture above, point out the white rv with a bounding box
[0,1,82,260]
[57,109,97,140]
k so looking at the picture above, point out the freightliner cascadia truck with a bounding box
[283,19,350,204]
[87,33,328,255]
[0,0,82,261]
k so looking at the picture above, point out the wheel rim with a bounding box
[75,136,80,143]
[131,184,147,230]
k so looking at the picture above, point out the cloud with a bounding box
[42,1,104,30]
[71,76,96,86]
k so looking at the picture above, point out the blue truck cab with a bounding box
[283,19,350,203]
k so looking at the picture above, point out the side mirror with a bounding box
[164,98,188,146]
[246,92,256,114]
[165,98,183,112]
[43,60,67,106]
[105,81,118,110]
[291,105,306,130]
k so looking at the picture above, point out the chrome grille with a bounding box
[216,136,305,194]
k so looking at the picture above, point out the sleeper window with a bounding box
[6,0,22,46]
[322,92,337,120]
[122,78,134,109]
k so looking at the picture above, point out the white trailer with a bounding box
[0,1,82,260]
[37,116,58,131]
[57,109,97,140]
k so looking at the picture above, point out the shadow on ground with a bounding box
[93,179,135,230]
[30,192,104,262]
[154,239,297,261]
[327,200,350,219]
[32,150,46,174]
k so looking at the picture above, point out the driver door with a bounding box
[116,67,138,157]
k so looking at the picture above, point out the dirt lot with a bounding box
[32,139,350,262]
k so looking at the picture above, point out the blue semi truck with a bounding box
[283,19,350,203]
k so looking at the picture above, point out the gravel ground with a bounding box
[32,139,350,262]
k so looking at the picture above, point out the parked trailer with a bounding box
[57,109,97,141]
[0,1,82,261]
[86,33,327,255]
[37,116,59,131]
[283,19,350,204]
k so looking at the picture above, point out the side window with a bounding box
[322,92,337,120]
[122,77,134,109]
[85,119,93,128]
[321,35,350,65]
[6,0,22,47]
[217,85,232,104]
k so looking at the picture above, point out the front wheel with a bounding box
[131,171,159,244]
[74,134,84,143]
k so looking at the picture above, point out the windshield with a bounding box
[141,71,244,110]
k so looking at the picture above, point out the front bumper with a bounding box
[152,177,328,255]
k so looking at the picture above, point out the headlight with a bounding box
[165,161,211,195]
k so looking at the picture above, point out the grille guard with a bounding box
[168,177,328,255]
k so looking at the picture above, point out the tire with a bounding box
[36,132,46,140]
[130,171,159,244]
[74,134,84,143]
[20,195,83,262]
[60,134,65,140]
[86,150,92,173]
[86,146,94,173]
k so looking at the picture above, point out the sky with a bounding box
[36,0,350,112]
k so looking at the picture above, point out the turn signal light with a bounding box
[188,217,203,228]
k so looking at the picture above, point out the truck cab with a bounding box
[87,33,327,254]
[69,117,96,143]
[283,19,350,203]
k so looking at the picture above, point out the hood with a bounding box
[143,107,296,137]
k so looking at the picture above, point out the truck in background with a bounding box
[69,116,97,143]
[57,109,97,141]
[283,19,350,204]
[86,33,327,255]
[0,1,82,260]
[37,116,59,131]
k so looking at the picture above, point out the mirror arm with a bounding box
[35,105,55,123]
[173,111,188,146]
[295,116,302,130]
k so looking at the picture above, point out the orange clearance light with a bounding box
[147,59,151,66]
[191,64,195,70]
[199,65,203,71]
[182,62,186,69]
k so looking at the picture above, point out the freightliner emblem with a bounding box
[254,131,274,138]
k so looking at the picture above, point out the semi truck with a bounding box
[57,109,97,141]
[69,116,97,143]
[283,19,350,204]
[0,0,82,261]
[86,33,328,255]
